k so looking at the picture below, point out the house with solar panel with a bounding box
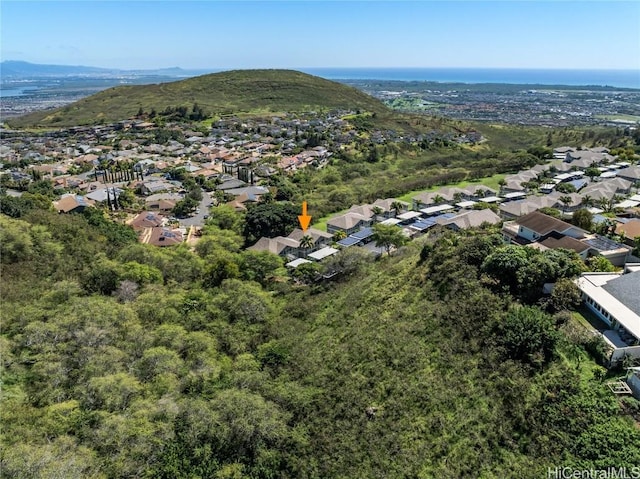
[576,266,640,366]
[53,194,95,214]
[503,210,632,266]
[503,211,588,244]
[146,227,184,247]
[129,211,165,231]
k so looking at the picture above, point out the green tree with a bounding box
[548,277,582,313]
[584,167,601,181]
[586,255,616,272]
[332,230,347,242]
[203,253,241,288]
[291,261,321,284]
[372,223,407,256]
[238,250,284,285]
[572,208,593,231]
[538,207,561,219]
[559,195,573,215]
[555,183,576,194]
[299,234,315,254]
[498,306,559,368]
[243,202,299,244]
[481,245,532,294]
[120,261,163,286]
[371,206,384,223]
[390,200,405,217]
[207,205,244,235]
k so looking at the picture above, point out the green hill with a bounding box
[8,69,392,128]
[2,206,640,478]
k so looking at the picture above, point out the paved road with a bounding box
[179,193,214,227]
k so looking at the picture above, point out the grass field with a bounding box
[595,114,640,123]
[395,172,506,203]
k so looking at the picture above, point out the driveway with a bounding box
[179,193,214,227]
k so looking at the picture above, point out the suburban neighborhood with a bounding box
[2,117,640,370]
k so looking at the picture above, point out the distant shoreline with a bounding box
[300,67,640,90]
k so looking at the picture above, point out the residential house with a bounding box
[576,270,640,366]
[564,149,614,167]
[288,228,333,251]
[53,194,95,214]
[498,196,556,220]
[371,198,409,217]
[548,191,584,213]
[129,211,164,231]
[327,212,372,236]
[553,146,575,159]
[145,193,183,210]
[86,187,123,203]
[435,209,502,231]
[581,235,632,266]
[579,177,633,202]
[146,227,184,247]
[139,180,175,196]
[617,166,640,186]
[247,236,300,259]
[538,235,590,259]
[616,219,640,245]
[217,179,247,190]
[503,210,588,244]
[224,186,270,202]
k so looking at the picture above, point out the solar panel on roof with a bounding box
[409,220,436,231]
[433,213,455,220]
[351,228,373,240]
[338,237,361,246]
[583,235,625,251]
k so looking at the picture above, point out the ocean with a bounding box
[299,68,640,89]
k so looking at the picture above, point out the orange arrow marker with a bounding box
[298,201,312,232]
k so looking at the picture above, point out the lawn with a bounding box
[395,173,506,203]
[595,114,640,123]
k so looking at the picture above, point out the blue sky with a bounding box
[1,1,639,70]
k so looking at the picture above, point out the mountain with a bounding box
[0,60,119,77]
[0,60,198,78]
[7,69,391,128]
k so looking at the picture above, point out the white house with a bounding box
[576,270,640,366]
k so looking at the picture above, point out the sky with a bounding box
[1,1,639,71]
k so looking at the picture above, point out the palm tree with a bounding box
[581,195,594,208]
[559,195,573,216]
[390,200,404,218]
[453,192,463,204]
[475,188,487,199]
[371,206,384,223]
[299,234,315,257]
[498,178,507,194]
[433,194,445,205]
[598,197,613,213]
[332,230,347,242]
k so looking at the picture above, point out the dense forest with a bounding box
[2,198,640,478]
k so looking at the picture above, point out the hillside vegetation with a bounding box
[8,70,392,128]
[2,207,639,478]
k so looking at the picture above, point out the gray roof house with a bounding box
[435,209,502,231]
[617,166,640,185]
[327,212,372,236]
